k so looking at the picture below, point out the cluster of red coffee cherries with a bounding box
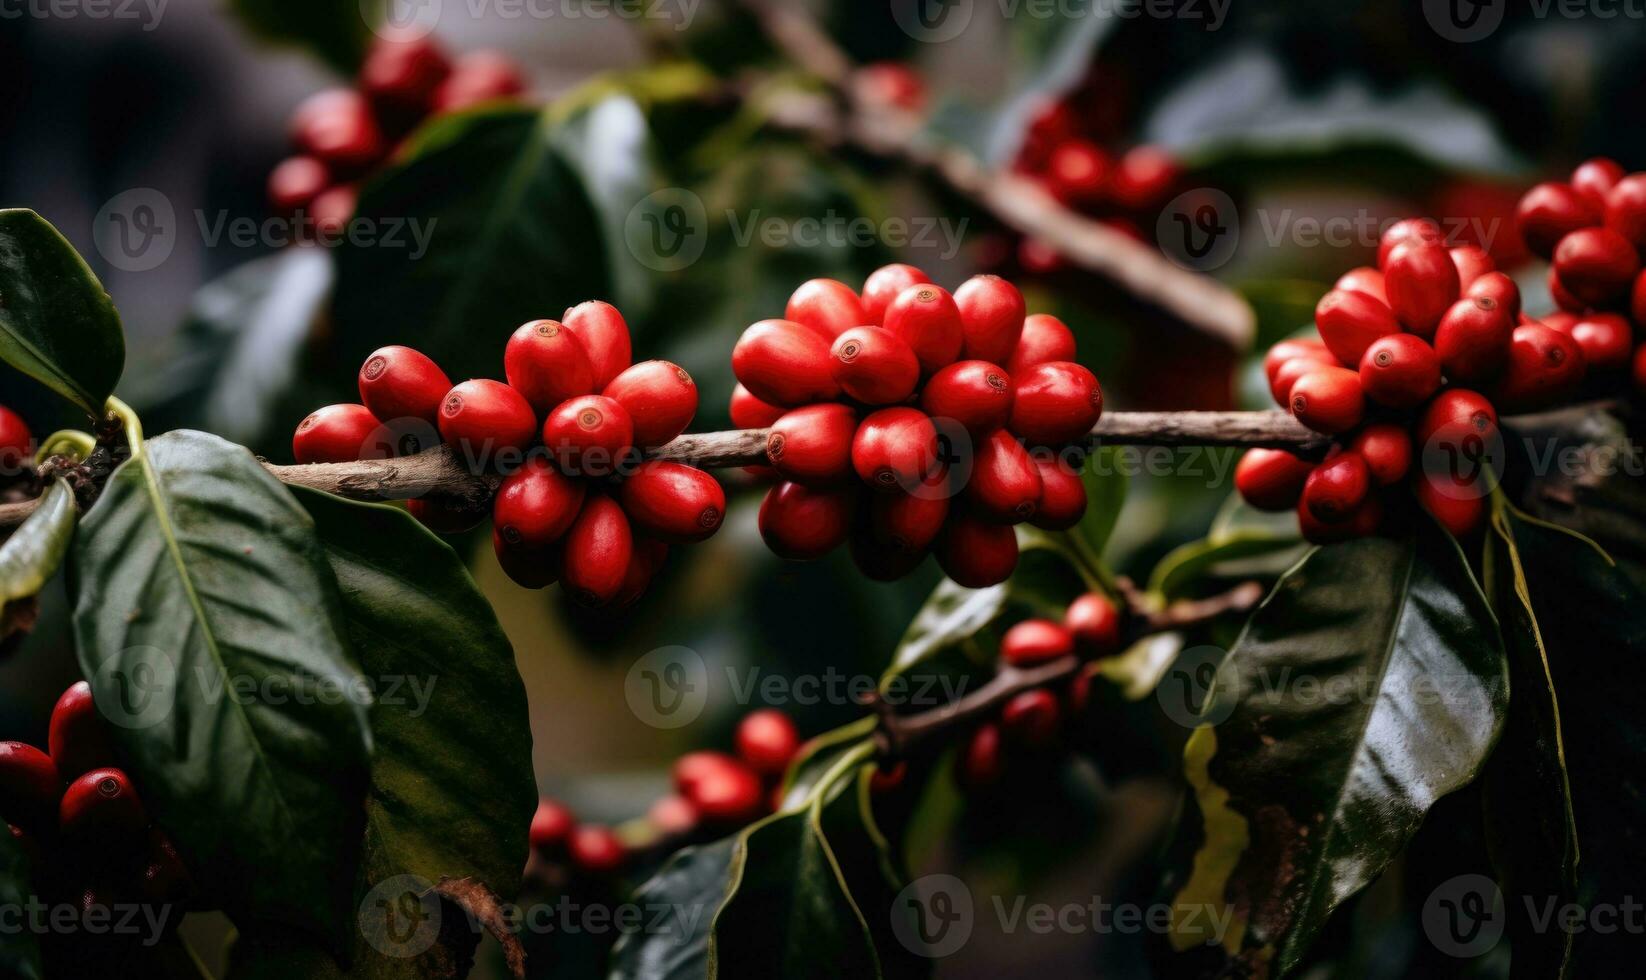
[953,592,1123,793]
[0,683,191,949]
[526,709,802,879]
[292,302,723,609]
[268,31,526,234]
[731,267,1104,589]
[0,404,32,483]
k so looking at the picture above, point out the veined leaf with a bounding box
[0,479,76,609]
[608,838,737,980]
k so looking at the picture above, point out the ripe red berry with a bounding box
[884,284,964,376]
[267,156,330,216]
[1001,618,1074,667]
[1555,227,1640,306]
[830,326,920,406]
[1289,366,1364,435]
[647,795,698,836]
[1414,473,1487,538]
[492,530,558,590]
[956,722,1004,794]
[856,62,927,111]
[935,515,1018,588]
[729,383,785,429]
[433,50,526,113]
[1384,239,1460,337]
[359,345,452,427]
[1571,157,1624,210]
[616,461,725,544]
[1065,593,1122,658]
[0,743,58,832]
[48,682,118,783]
[529,798,576,854]
[1632,269,1646,326]
[60,768,145,843]
[1109,145,1180,211]
[735,710,801,778]
[542,395,634,477]
[1449,245,1495,287]
[504,319,595,414]
[733,319,840,408]
[1302,453,1371,524]
[786,279,866,341]
[1416,389,1500,466]
[562,301,634,391]
[869,483,950,554]
[849,533,928,581]
[359,32,450,121]
[1434,295,1515,384]
[568,825,626,875]
[494,458,584,549]
[1465,270,1521,321]
[860,263,931,327]
[1028,453,1086,531]
[1377,218,1445,270]
[309,184,359,240]
[1271,356,1333,408]
[1264,338,1334,381]
[685,758,764,825]
[759,482,855,560]
[1516,182,1598,259]
[1009,361,1102,445]
[869,762,908,796]
[1017,237,1065,275]
[0,405,30,476]
[613,536,669,609]
[1633,343,1646,395]
[1001,689,1062,749]
[289,90,384,174]
[1551,312,1633,372]
[1298,492,1384,545]
[407,498,485,535]
[766,403,857,487]
[1548,267,1586,313]
[1334,266,1388,304]
[1234,449,1314,512]
[1357,334,1441,410]
[954,275,1026,365]
[921,360,1014,436]
[439,380,537,467]
[852,408,940,491]
[1314,289,1401,366]
[603,360,697,448]
[1491,324,1587,413]
[1351,425,1412,486]
[1046,139,1110,204]
[139,828,192,904]
[967,430,1043,523]
[293,404,379,464]
[1604,173,1646,249]
[1007,313,1078,375]
[560,495,634,608]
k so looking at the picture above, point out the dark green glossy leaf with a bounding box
[0,479,75,608]
[779,719,876,803]
[70,430,372,942]
[0,209,124,416]
[0,825,40,979]
[607,838,737,980]
[1069,447,1127,568]
[1148,527,1305,603]
[1167,530,1507,976]
[227,0,378,72]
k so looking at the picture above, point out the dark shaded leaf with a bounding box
[0,479,76,610]
[0,825,40,979]
[227,0,379,72]
[607,838,737,980]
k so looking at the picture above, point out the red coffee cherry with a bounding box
[884,284,965,375]
[1271,355,1333,407]
[647,795,698,836]
[1434,296,1515,383]
[1384,239,1460,337]
[1334,266,1388,304]
[1008,361,1102,445]
[1548,267,1586,313]
[733,319,839,408]
[869,483,950,554]
[860,263,931,326]
[1633,343,1646,395]
[956,722,1004,794]
[1065,593,1122,658]
[1109,145,1180,210]
[603,360,697,448]
[856,62,927,112]
[612,536,669,609]
[852,407,940,491]
[674,750,742,795]
[48,682,119,783]
[1028,453,1086,531]
[766,404,857,487]
[542,395,634,476]
[492,530,559,590]
[1302,453,1371,524]
[786,279,867,341]
[293,404,379,464]
[1289,366,1365,434]
[1554,227,1640,306]
[967,430,1042,524]
[921,360,1014,436]
[289,89,385,175]
[1465,271,1521,321]
[1001,618,1074,667]
[432,50,527,113]
[504,319,595,414]
[1351,425,1412,486]
[568,825,627,875]
[1632,269,1646,326]
[1046,138,1110,204]
[359,345,452,427]
[1001,689,1062,749]
[1007,313,1078,375]
[1234,449,1314,512]
[830,326,920,405]
[1491,324,1587,413]
[729,384,785,429]
[1314,288,1401,366]
[1416,388,1500,458]
[1571,157,1624,210]
[1377,217,1444,270]
[1552,312,1633,372]
[60,768,146,842]
[494,458,585,549]
[1449,245,1495,287]
[1016,237,1065,275]
[529,798,576,854]
[935,515,1018,588]
[616,461,725,543]
[267,156,330,216]
[0,743,59,832]
[1414,473,1486,538]
[562,301,634,390]
[869,762,908,796]
[0,406,32,477]
[954,275,1026,365]
[850,532,928,583]
[560,495,634,608]
[759,482,855,560]
[408,498,485,535]
[1264,338,1334,381]
[1298,492,1384,545]
[309,184,359,240]
[685,758,765,825]
[139,828,193,904]
[438,380,538,464]
[1516,182,1599,259]
[1604,172,1646,249]
[359,31,450,121]
[735,710,801,778]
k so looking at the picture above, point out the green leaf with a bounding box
[70,430,372,942]
[227,0,379,72]
[1148,529,1306,603]
[607,838,737,980]
[1068,447,1127,568]
[0,479,76,609]
[0,826,41,979]
[0,209,124,416]
[1167,530,1508,976]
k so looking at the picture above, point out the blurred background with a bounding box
[0,0,1634,975]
